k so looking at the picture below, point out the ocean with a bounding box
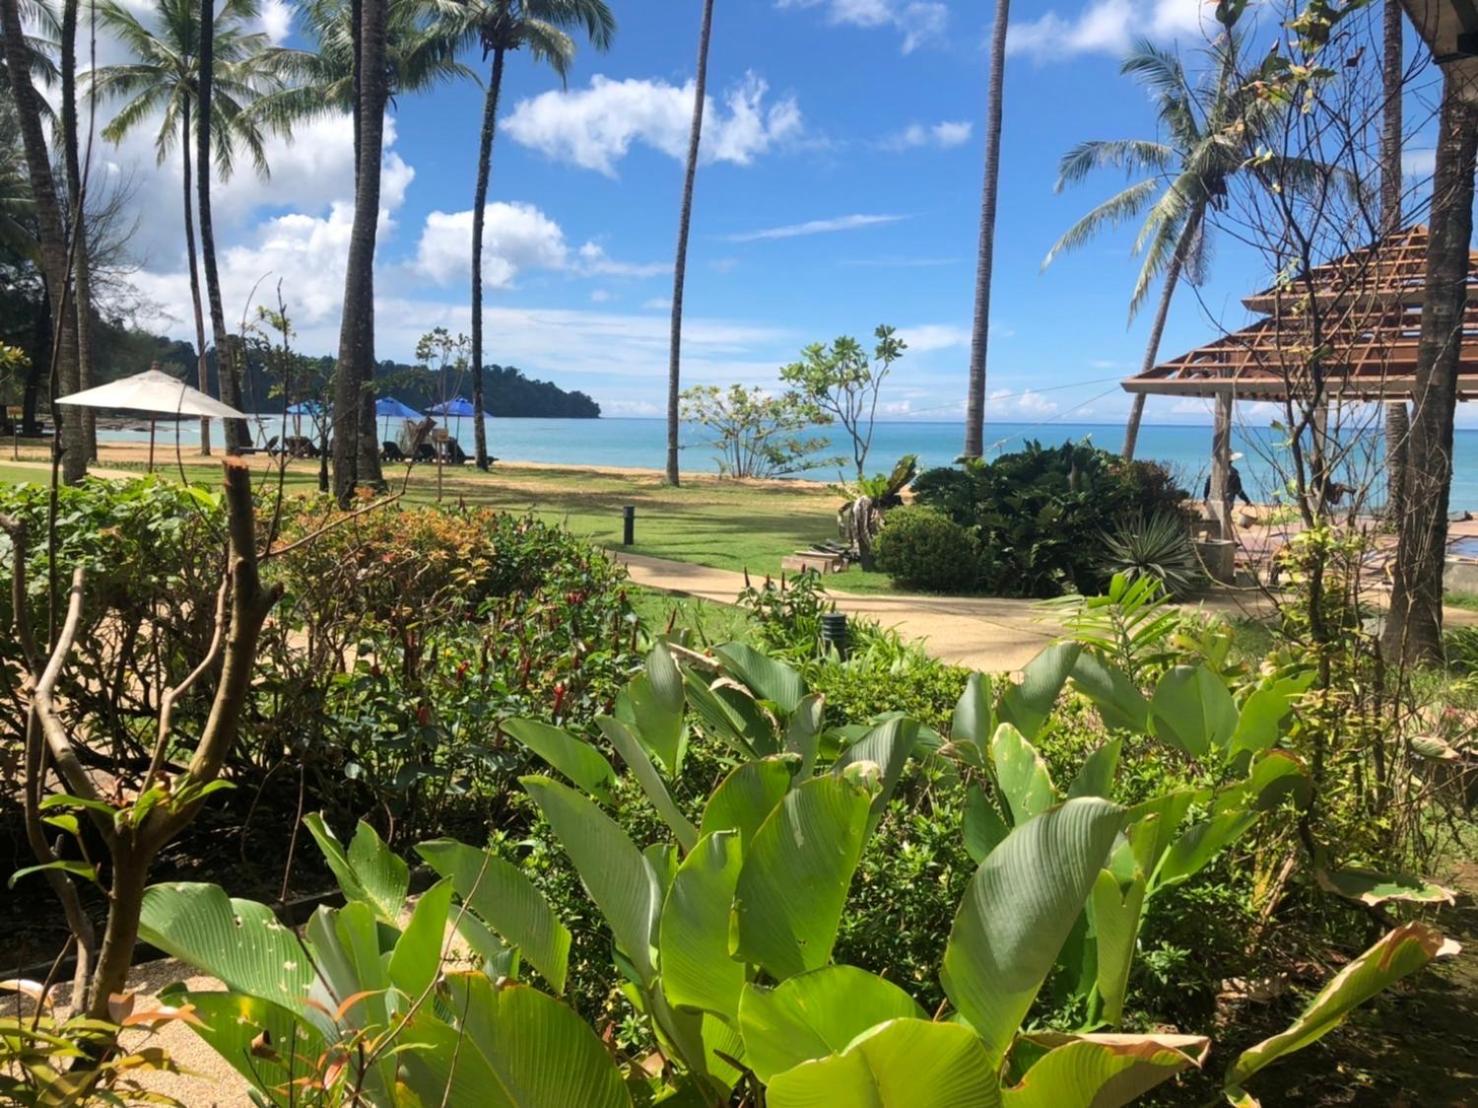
[96,416,1478,511]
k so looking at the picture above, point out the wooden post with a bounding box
[1209,390,1233,538]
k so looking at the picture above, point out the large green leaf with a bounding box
[963,782,1011,864]
[1153,808,1259,891]
[1313,867,1456,907]
[399,975,632,1108]
[1225,923,1452,1098]
[139,883,315,1018]
[766,1018,1002,1107]
[941,798,1123,1061]
[615,642,688,776]
[1068,739,1123,800]
[785,694,826,776]
[716,642,806,714]
[700,756,793,852]
[733,775,873,981]
[832,716,919,834]
[522,775,660,983]
[503,718,618,804]
[1007,1032,1210,1107]
[1122,789,1200,875]
[157,986,325,1108]
[302,814,408,924]
[304,902,396,1100]
[952,673,995,760]
[598,716,699,851]
[1149,665,1237,758]
[1228,672,1313,756]
[990,723,1057,826]
[1070,653,1150,734]
[738,966,925,1083]
[388,877,453,1004]
[684,670,763,757]
[999,643,1081,740]
[416,839,571,993]
[658,831,745,1020]
[1213,750,1310,815]
[1090,867,1147,1026]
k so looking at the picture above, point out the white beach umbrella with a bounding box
[56,367,246,471]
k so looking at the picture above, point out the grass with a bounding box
[0,451,900,591]
[628,586,755,646]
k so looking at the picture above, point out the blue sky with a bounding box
[95,0,1445,425]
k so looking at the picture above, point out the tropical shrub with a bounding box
[1098,511,1204,598]
[873,505,982,592]
[904,440,1192,597]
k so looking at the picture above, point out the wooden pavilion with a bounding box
[1120,225,1478,537]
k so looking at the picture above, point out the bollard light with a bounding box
[622,505,636,546]
[820,612,849,659]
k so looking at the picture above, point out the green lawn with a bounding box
[0,455,899,592]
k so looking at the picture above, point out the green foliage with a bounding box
[905,441,1192,598]
[679,383,834,478]
[777,324,906,478]
[1098,511,1204,598]
[873,506,982,593]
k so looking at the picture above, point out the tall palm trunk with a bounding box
[1122,204,1204,460]
[61,0,96,460]
[1380,0,1407,520]
[180,104,212,455]
[1383,71,1478,667]
[2,0,85,483]
[963,0,1009,460]
[333,0,388,504]
[197,0,248,452]
[469,45,506,471]
[666,0,715,487]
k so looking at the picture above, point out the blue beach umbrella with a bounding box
[429,397,475,439]
[375,396,422,440]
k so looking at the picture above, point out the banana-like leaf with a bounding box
[1150,664,1237,757]
[733,775,873,981]
[615,642,688,776]
[1313,867,1456,907]
[1008,1032,1210,1107]
[684,670,763,758]
[942,798,1123,1061]
[952,673,995,759]
[522,775,661,984]
[659,831,745,1020]
[399,974,632,1108]
[766,1018,1002,1107]
[785,694,826,776]
[1070,653,1150,734]
[1153,808,1259,891]
[304,902,396,1099]
[990,723,1057,826]
[416,839,571,993]
[1068,739,1124,800]
[700,756,793,851]
[157,986,325,1107]
[502,718,618,805]
[388,877,453,1005]
[832,715,918,834]
[302,814,408,924]
[716,642,807,714]
[1213,750,1310,814]
[963,782,1011,864]
[139,883,316,1019]
[1228,672,1314,755]
[598,716,699,851]
[999,643,1081,740]
[738,966,925,1083]
[1123,789,1200,875]
[1224,923,1454,1098]
[1090,868,1147,1026]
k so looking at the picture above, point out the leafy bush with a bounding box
[903,440,1193,598]
[1099,511,1204,598]
[873,505,982,592]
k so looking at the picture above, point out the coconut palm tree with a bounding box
[962,0,1008,461]
[90,0,286,453]
[453,0,614,470]
[1380,0,1408,522]
[665,0,714,487]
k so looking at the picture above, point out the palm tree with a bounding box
[962,0,1008,461]
[455,0,614,470]
[665,0,714,487]
[60,0,95,458]
[1379,0,1407,522]
[2,0,86,483]
[90,0,284,454]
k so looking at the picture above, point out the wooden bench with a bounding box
[781,549,849,575]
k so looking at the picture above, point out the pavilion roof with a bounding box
[1123,225,1478,400]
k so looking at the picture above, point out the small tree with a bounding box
[680,383,832,479]
[779,324,905,479]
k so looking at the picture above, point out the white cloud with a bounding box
[503,72,802,176]
[777,0,949,53]
[642,296,673,310]
[726,213,907,242]
[897,323,969,352]
[414,202,570,287]
[576,242,670,278]
[879,120,972,151]
[256,0,293,43]
[990,387,1060,416]
[1008,0,1215,61]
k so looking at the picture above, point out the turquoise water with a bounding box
[99,416,1478,510]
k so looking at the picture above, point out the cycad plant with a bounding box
[450,0,615,470]
[90,0,289,453]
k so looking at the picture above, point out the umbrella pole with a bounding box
[148,419,156,474]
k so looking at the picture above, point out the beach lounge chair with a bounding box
[382,441,405,462]
[444,438,469,466]
[415,442,436,463]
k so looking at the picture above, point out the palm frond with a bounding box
[1042,178,1162,270]
[1055,138,1176,192]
